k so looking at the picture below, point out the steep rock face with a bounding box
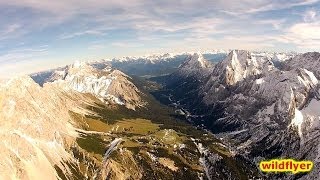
[104,70,143,110]
[209,50,320,136]
[163,50,320,179]
[206,50,274,88]
[201,50,275,109]
[0,76,86,179]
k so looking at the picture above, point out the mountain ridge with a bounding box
[154,49,320,179]
[2,49,317,179]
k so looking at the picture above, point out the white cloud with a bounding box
[220,0,319,15]
[0,23,23,40]
[181,33,277,52]
[276,22,320,50]
[60,30,106,39]
[0,0,142,16]
[111,42,143,48]
[1,0,317,42]
[88,44,106,51]
[255,19,286,30]
[3,24,21,34]
[0,58,67,79]
[0,47,49,64]
[133,17,223,35]
[290,22,320,39]
[0,0,319,77]
[303,9,317,22]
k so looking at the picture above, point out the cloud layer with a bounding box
[0,0,320,78]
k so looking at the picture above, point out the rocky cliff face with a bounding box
[160,50,320,179]
[0,76,87,179]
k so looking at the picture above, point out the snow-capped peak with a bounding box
[68,61,98,76]
[73,60,87,68]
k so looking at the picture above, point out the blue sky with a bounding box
[1,0,320,78]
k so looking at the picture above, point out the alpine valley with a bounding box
[0,49,319,180]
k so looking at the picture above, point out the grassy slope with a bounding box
[66,76,259,180]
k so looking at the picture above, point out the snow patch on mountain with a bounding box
[203,50,278,90]
[180,53,212,69]
[41,61,143,110]
[255,78,265,84]
[103,138,123,163]
[303,69,318,85]
[291,108,304,136]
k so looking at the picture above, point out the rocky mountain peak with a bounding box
[180,53,211,69]
[31,61,144,110]
[212,50,274,85]
[67,61,101,77]
[223,50,248,85]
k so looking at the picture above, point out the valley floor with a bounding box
[67,77,260,180]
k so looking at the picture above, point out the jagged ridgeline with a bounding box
[0,59,259,179]
[150,50,320,179]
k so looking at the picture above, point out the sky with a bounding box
[1,0,320,79]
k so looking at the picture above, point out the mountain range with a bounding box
[151,50,319,179]
[0,49,318,180]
